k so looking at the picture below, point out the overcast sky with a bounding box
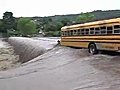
[0,0,120,18]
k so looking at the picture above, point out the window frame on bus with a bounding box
[113,25,120,34]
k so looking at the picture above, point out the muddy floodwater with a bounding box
[0,37,120,90]
[0,39,20,70]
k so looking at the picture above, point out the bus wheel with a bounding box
[88,43,98,54]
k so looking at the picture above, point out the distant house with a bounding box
[36,30,45,37]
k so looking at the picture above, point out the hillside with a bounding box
[32,10,120,24]
[1,10,120,37]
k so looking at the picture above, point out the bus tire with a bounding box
[88,43,98,55]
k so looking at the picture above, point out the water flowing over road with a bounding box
[0,37,120,90]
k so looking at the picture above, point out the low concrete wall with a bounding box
[8,37,47,63]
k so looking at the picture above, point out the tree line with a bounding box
[0,10,120,37]
[0,12,37,37]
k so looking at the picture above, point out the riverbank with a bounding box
[0,38,20,70]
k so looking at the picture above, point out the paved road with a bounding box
[0,45,120,90]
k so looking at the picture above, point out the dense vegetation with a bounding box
[17,17,37,36]
[0,10,120,37]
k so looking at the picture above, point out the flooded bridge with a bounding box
[0,37,120,90]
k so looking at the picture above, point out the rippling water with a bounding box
[0,37,120,90]
[8,37,58,62]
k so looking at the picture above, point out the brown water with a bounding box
[8,37,47,63]
[0,37,120,90]
[0,38,20,70]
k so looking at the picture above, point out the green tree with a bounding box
[43,21,63,36]
[76,12,95,23]
[3,12,16,31]
[0,20,3,30]
[60,18,70,26]
[17,17,37,36]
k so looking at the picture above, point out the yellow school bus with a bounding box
[60,18,120,54]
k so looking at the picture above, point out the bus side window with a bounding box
[68,31,70,36]
[71,30,73,36]
[90,28,94,35]
[62,31,64,36]
[114,25,120,34]
[65,31,68,36]
[76,30,78,36]
[85,29,89,35]
[81,29,84,35]
[61,31,64,36]
[67,31,69,36]
[95,27,100,35]
[63,31,65,36]
[107,26,113,34]
[100,26,106,35]
[70,30,73,36]
[73,30,76,36]
[78,29,81,35]
[64,31,66,36]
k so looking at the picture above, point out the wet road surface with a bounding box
[0,45,120,90]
